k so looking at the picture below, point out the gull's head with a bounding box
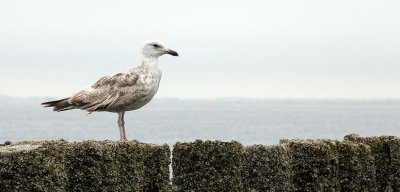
[142,40,179,58]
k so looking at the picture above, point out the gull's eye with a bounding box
[153,44,160,48]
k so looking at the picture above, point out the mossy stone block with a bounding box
[0,140,171,192]
[344,134,392,191]
[66,141,110,191]
[109,141,147,192]
[141,144,171,192]
[0,141,68,192]
[389,137,400,191]
[337,141,377,191]
[242,144,293,192]
[280,139,339,192]
[172,140,244,192]
[66,141,146,192]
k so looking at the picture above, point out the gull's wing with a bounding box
[69,72,139,113]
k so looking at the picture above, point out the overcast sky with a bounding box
[0,0,399,99]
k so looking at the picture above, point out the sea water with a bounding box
[0,97,399,146]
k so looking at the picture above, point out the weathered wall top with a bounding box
[0,134,399,192]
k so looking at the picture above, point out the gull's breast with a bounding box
[123,70,162,111]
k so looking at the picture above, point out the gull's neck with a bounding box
[142,55,159,68]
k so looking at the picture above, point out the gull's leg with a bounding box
[117,111,127,141]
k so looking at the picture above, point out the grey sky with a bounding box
[0,0,399,98]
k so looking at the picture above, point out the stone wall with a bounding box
[0,140,170,192]
[0,134,399,191]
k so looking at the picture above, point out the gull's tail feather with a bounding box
[41,97,75,112]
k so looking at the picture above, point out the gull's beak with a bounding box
[165,49,179,56]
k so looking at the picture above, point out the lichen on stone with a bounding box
[172,140,244,192]
[0,144,41,153]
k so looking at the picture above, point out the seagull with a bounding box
[42,40,178,141]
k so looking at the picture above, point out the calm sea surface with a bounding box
[0,97,399,146]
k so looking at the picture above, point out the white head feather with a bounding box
[142,40,178,58]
